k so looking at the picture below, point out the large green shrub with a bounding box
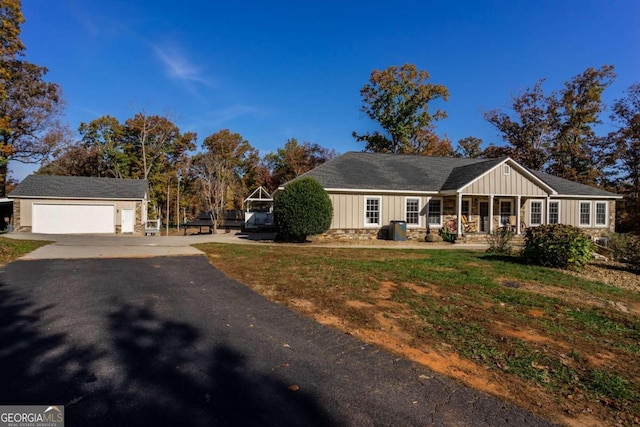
[274,177,333,242]
[521,224,594,270]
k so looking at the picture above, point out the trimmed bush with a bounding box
[274,177,333,242]
[521,224,594,270]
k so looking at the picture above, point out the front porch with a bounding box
[439,195,532,238]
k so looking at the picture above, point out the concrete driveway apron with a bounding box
[0,236,556,426]
[11,234,219,259]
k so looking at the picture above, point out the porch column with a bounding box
[546,196,550,225]
[456,192,463,237]
[516,195,521,234]
[424,196,432,230]
[488,195,494,234]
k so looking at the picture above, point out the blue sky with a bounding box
[14,0,640,179]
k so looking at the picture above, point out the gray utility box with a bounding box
[389,220,407,241]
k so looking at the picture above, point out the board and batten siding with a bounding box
[328,193,427,229]
[521,199,614,232]
[461,166,547,196]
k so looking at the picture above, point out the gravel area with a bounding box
[570,260,640,292]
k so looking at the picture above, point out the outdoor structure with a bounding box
[290,152,622,241]
[243,186,274,231]
[9,175,149,234]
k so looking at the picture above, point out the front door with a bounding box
[122,209,134,233]
[479,201,489,232]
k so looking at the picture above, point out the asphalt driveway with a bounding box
[0,255,554,426]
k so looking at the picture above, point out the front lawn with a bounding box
[196,243,640,426]
[0,237,49,265]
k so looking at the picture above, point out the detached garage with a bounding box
[9,175,149,234]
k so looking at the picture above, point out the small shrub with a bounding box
[521,224,593,270]
[274,177,333,243]
[439,227,457,243]
[608,233,640,273]
[486,227,515,254]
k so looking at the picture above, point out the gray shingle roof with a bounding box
[297,152,619,197]
[529,170,618,197]
[298,152,490,192]
[440,157,507,191]
[9,175,148,199]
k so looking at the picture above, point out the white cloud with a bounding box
[184,104,271,136]
[152,43,211,86]
[205,105,265,127]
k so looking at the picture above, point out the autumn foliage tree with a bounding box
[0,0,24,103]
[483,80,552,169]
[609,83,640,232]
[546,65,616,185]
[264,138,335,189]
[191,129,257,230]
[0,0,66,196]
[353,64,452,155]
[484,65,616,187]
[455,136,484,158]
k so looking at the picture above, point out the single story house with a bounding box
[291,152,621,240]
[9,175,149,234]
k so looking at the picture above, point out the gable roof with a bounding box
[298,151,489,192]
[296,152,619,198]
[9,175,148,200]
[529,170,619,198]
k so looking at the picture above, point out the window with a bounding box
[461,199,471,218]
[530,200,542,226]
[503,164,511,175]
[548,201,559,224]
[499,200,512,226]
[365,197,381,226]
[595,202,607,226]
[405,198,420,225]
[427,199,442,226]
[579,201,591,226]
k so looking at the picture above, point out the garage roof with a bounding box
[9,175,148,200]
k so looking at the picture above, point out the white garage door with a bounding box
[33,204,115,234]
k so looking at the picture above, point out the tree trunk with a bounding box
[0,161,8,198]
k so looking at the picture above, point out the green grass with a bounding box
[196,243,640,424]
[0,237,49,264]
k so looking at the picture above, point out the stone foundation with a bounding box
[317,228,429,242]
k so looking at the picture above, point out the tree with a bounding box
[77,115,130,178]
[455,136,484,158]
[0,1,67,196]
[545,65,616,185]
[124,112,195,181]
[0,0,25,103]
[484,80,552,169]
[273,177,333,242]
[264,138,336,189]
[353,63,451,155]
[610,82,640,232]
[0,59,66,196]
[38,143,101,177]
[191,130,256,231]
